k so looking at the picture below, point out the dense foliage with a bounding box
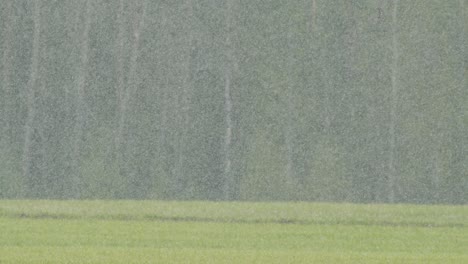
[0,0,466,203]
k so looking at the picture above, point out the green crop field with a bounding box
[0,201,467,263]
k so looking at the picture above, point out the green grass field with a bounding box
[0,201,466,263]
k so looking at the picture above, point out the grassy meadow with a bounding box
[0,200,467,263]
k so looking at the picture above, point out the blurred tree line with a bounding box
[0,0,466,203]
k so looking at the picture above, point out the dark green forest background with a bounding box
[0,0,466,203]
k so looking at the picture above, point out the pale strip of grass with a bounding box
[1,247,467,264]
[0,200,467,227]
[0,216,467,263]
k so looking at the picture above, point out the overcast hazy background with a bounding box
[0,0,466,203]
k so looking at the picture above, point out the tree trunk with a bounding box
[114,0,126,178]
[1,0,14,140]
[388,0,399,203]
[115,0,126,111]
[174,0,195,196]
[284,20,297,199]
[156,6,171,198]
[223,0,236,200]
[70,0,92,198]
[223,69,233,200]
[462,0,467,203]
[311,0,317,31]
[117,0,147,179]
[23,0,42,194]
[454,0,467,203]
